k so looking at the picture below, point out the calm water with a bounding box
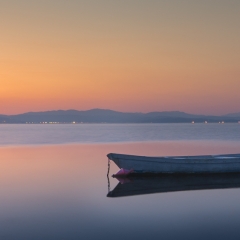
[1,124,240,240]
[0,123,240,145]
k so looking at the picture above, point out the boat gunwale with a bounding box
[107,153,240,164]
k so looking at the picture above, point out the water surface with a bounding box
[1,124,240,239]
[0,123,240,146]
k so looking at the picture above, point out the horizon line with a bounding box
[1,108,239,117]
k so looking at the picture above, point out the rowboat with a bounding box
[107,153,240,174]
[107,173,240,198]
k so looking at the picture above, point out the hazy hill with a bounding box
[223,112,240,118]
[0,109,240,123]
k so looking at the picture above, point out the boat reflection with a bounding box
[107,173,240,198]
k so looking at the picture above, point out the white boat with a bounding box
[107,153,240,174]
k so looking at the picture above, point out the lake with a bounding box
[1,123,240,145]
[1,124,240,239]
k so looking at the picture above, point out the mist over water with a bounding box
[1,124,240,239]
[0,123,240,146]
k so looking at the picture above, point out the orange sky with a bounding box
[1,1,239,115]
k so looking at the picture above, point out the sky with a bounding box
[0,0,239,115]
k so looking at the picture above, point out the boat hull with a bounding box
[107,153,240,174]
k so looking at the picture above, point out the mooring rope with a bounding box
[107,158,111,193]
[107,157,110,177]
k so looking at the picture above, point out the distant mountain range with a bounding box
[0,109,240,123]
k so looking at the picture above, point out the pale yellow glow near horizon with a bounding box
[0,1,239,115]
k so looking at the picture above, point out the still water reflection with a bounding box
[108,173,240,198]
[1,141,240,240]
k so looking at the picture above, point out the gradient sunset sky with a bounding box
[1,0,239,115]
